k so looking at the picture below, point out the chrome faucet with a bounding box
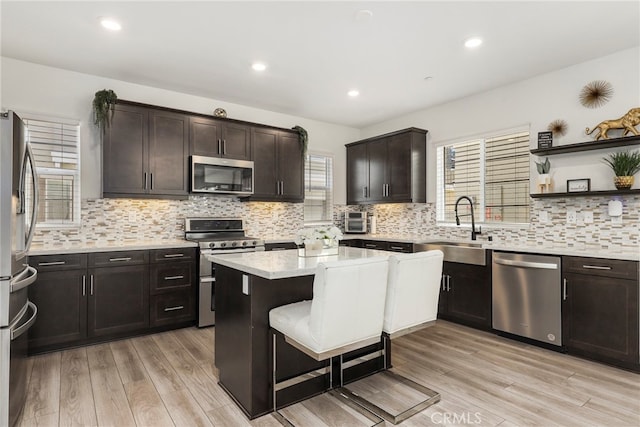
[454,196,481,241]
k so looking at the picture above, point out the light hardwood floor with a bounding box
[18,321,640,426]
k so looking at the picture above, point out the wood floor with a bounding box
[18,321,640,426]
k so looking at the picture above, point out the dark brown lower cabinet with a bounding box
[562,256,639,370]
[29,247,196,354]
[89,265,149,337]
[438,261,492,330]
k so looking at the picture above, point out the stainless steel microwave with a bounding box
[191,155,254,195]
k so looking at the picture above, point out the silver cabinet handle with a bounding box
[582,265,612,270]
[38,261,66,266]
[143,172,147,190]
[441,275,446,291]
[109,257,132,262]
[365,244,377,248]
[363,187,367,198]
[271,248,287,251]
[223,139,227,155]
[150,173,153,190]
[446,275,451,292]
[390,246,405,251]
[563,278,567,301]
[164,305,184,312]
[200,277,215,283]
[494,258,558,270]
[82,275,86,296]
[217,139,222,155]
[163,253,184,258]
[90,275,94,296]
[164,275,184,280]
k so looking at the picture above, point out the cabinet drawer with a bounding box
[150,261,194,294]
[265,242,298,251]
[88,250,148,267]
[150,290,195,327]
[151,247,197,263]
[563,256,638,280]
[362,240,389,251]
[387,242,414,253]
[30,253,87,272]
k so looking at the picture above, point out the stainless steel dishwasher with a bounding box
[492,252,562,346]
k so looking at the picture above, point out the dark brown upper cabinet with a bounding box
[346,128,427,204]
[103,102,189,199]
[249,127,304,202]
[189,116,251,161]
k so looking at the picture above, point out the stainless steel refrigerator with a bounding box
[0,111,39,426]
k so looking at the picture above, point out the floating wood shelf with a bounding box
[530,189,640,199]
[531,135,640,156]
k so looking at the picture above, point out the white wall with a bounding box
[359,47,640,200]
[0,57,360,203]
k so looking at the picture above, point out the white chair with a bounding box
[340,250,444,424]
[269,257,389,426]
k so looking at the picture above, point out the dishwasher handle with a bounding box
[494,258,558,270]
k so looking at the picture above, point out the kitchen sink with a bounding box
[414,241,486,266]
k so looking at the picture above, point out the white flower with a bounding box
[294,226,343,245]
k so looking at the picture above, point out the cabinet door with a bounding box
[103,103,148,195]
[28,269,87,349]
[221,123,251,160]
[278,132,304,201]
[346,144,368,204]
[442,262,491,329]
[387,133,412,201]
[251,128,279,199]
[88,265,150,337]
[367,139,387,202]
[190,116,222,157]
[148,110,189,196]
[563,273,639,365]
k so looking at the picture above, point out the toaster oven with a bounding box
[344,212,367,233]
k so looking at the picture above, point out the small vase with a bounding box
[537,174,553,193]
[614,176,634,190]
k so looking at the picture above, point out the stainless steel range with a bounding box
[185,218,264,327]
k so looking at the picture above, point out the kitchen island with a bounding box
[207,247,391,419]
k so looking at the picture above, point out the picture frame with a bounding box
[537,131,553,149]
[567,178,590,193]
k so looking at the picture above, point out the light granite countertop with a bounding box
[29,240,198,256]
[206,247,391,280]
[263,234,639,261]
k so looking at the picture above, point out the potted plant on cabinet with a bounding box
[92,89,118,131]
[603,151,640,190]
[535,157,552,193]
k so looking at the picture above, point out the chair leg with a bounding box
[272,332,294,427]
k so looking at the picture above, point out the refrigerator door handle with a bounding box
[10,265,37,293]
[21,142,39,251]
[10,301,37,340]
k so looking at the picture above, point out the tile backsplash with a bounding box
[34,195,639,253]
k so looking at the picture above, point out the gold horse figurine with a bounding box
[586,107,640,140]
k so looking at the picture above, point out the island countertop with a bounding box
[206,247,391,280]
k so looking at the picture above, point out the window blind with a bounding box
[23,116,81,227]
[304,153,333,224]
[437,130,530,224]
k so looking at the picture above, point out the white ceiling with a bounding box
[2,1,639,128]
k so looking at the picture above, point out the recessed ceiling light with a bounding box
[100,18,121,31]
[347,89,360,97]
[464,37,483,49]
[355,9,373,22]
[252,62,267,72]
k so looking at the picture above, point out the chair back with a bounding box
[308,257,389,352]
[383,250,444,336]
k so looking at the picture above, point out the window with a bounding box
[304,152,334,224]
[436,129,530,224]
[23,115,81,227]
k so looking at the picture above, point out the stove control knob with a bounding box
[209,242,216,249]
[242,241,248,246]
[253,241,258,246]
[220,242,227,248]
[231,242,238,247]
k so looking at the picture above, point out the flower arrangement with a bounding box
[294,226,343,247]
